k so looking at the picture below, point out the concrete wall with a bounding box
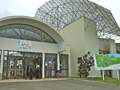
[59,17,85,77]
[84,17,100,77]
[59,16,100,77]
[0,37,58,53]
[109,39,117,54]
[98,39,109,52]
[108,39,119,78]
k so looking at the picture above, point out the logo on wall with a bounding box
[18,40,31,51]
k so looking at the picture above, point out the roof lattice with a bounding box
[34,0,120,41]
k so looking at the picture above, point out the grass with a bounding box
[66,77,120,85]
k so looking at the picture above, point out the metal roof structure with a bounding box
[34,0,120,42]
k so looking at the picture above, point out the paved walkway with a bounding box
[0,79,120,90]
[0,78,66,83]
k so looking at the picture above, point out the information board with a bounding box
[94,54,120,70]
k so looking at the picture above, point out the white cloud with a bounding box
[0,0,13,18]
[17,0,35,8]
[0,0,119,27]
[17,0,49,8]
[13,0,50,16]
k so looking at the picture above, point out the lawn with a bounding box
[66,77,120,85]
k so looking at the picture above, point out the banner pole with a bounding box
[103,70,104,81]
[117,70,119,80]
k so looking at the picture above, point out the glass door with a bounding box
[24,57,42,79]
[7,56,23,79]
[45,54,57,78]
[60,54,68,77]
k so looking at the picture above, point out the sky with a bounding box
[0,0,120,27]
[108,54,120,57]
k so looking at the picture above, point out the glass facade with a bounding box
[45,54,57,77]
[8,57,15,69]
[3,55,7,79]
[0,24,56,43]
[24,52,42,79]
[2,50,42,79]
[2,50,69,79]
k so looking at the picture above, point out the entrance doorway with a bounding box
[2,50,42,79]
[24,57,42,79]
[45,54,57,78]
[7,56,23,79]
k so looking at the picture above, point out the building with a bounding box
[0,0,120,79]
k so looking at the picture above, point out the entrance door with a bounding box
[24,57,42,79]
[7,56,23,79]
[45,54,57,78]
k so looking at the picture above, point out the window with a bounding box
[0,24,56,43]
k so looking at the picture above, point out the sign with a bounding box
[18,40,31,51]
[17,60,22,64]
[94,54,120,70]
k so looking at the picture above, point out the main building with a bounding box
[0,0,120,79]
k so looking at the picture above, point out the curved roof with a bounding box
[0,16,65,52]
[34,0,120,41]
[0,16,65,43]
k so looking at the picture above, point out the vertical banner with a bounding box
[18,40,31,51]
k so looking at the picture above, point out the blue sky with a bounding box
[108,54,120,57]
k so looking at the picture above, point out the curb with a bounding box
[0,78,67,83]
[66,78,120,86]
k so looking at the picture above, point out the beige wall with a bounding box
[109,39,116,54]
[108,39,118,78]
[59,17,85,77]
[84,17,100,77]
[0,37,58,53]
[59,16,101,77]
[99,39,109,51]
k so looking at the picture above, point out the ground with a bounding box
[0,79,120,90]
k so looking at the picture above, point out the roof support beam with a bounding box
[9,26,24,39]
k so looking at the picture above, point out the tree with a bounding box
[77,51,94,77]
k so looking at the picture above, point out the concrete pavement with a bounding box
[0,79,120,90]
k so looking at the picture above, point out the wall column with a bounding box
[42,53,45,78]
[57,53,60,70]
[68,54,71,77]
[109,39,117,78]
[0,50,4,79]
